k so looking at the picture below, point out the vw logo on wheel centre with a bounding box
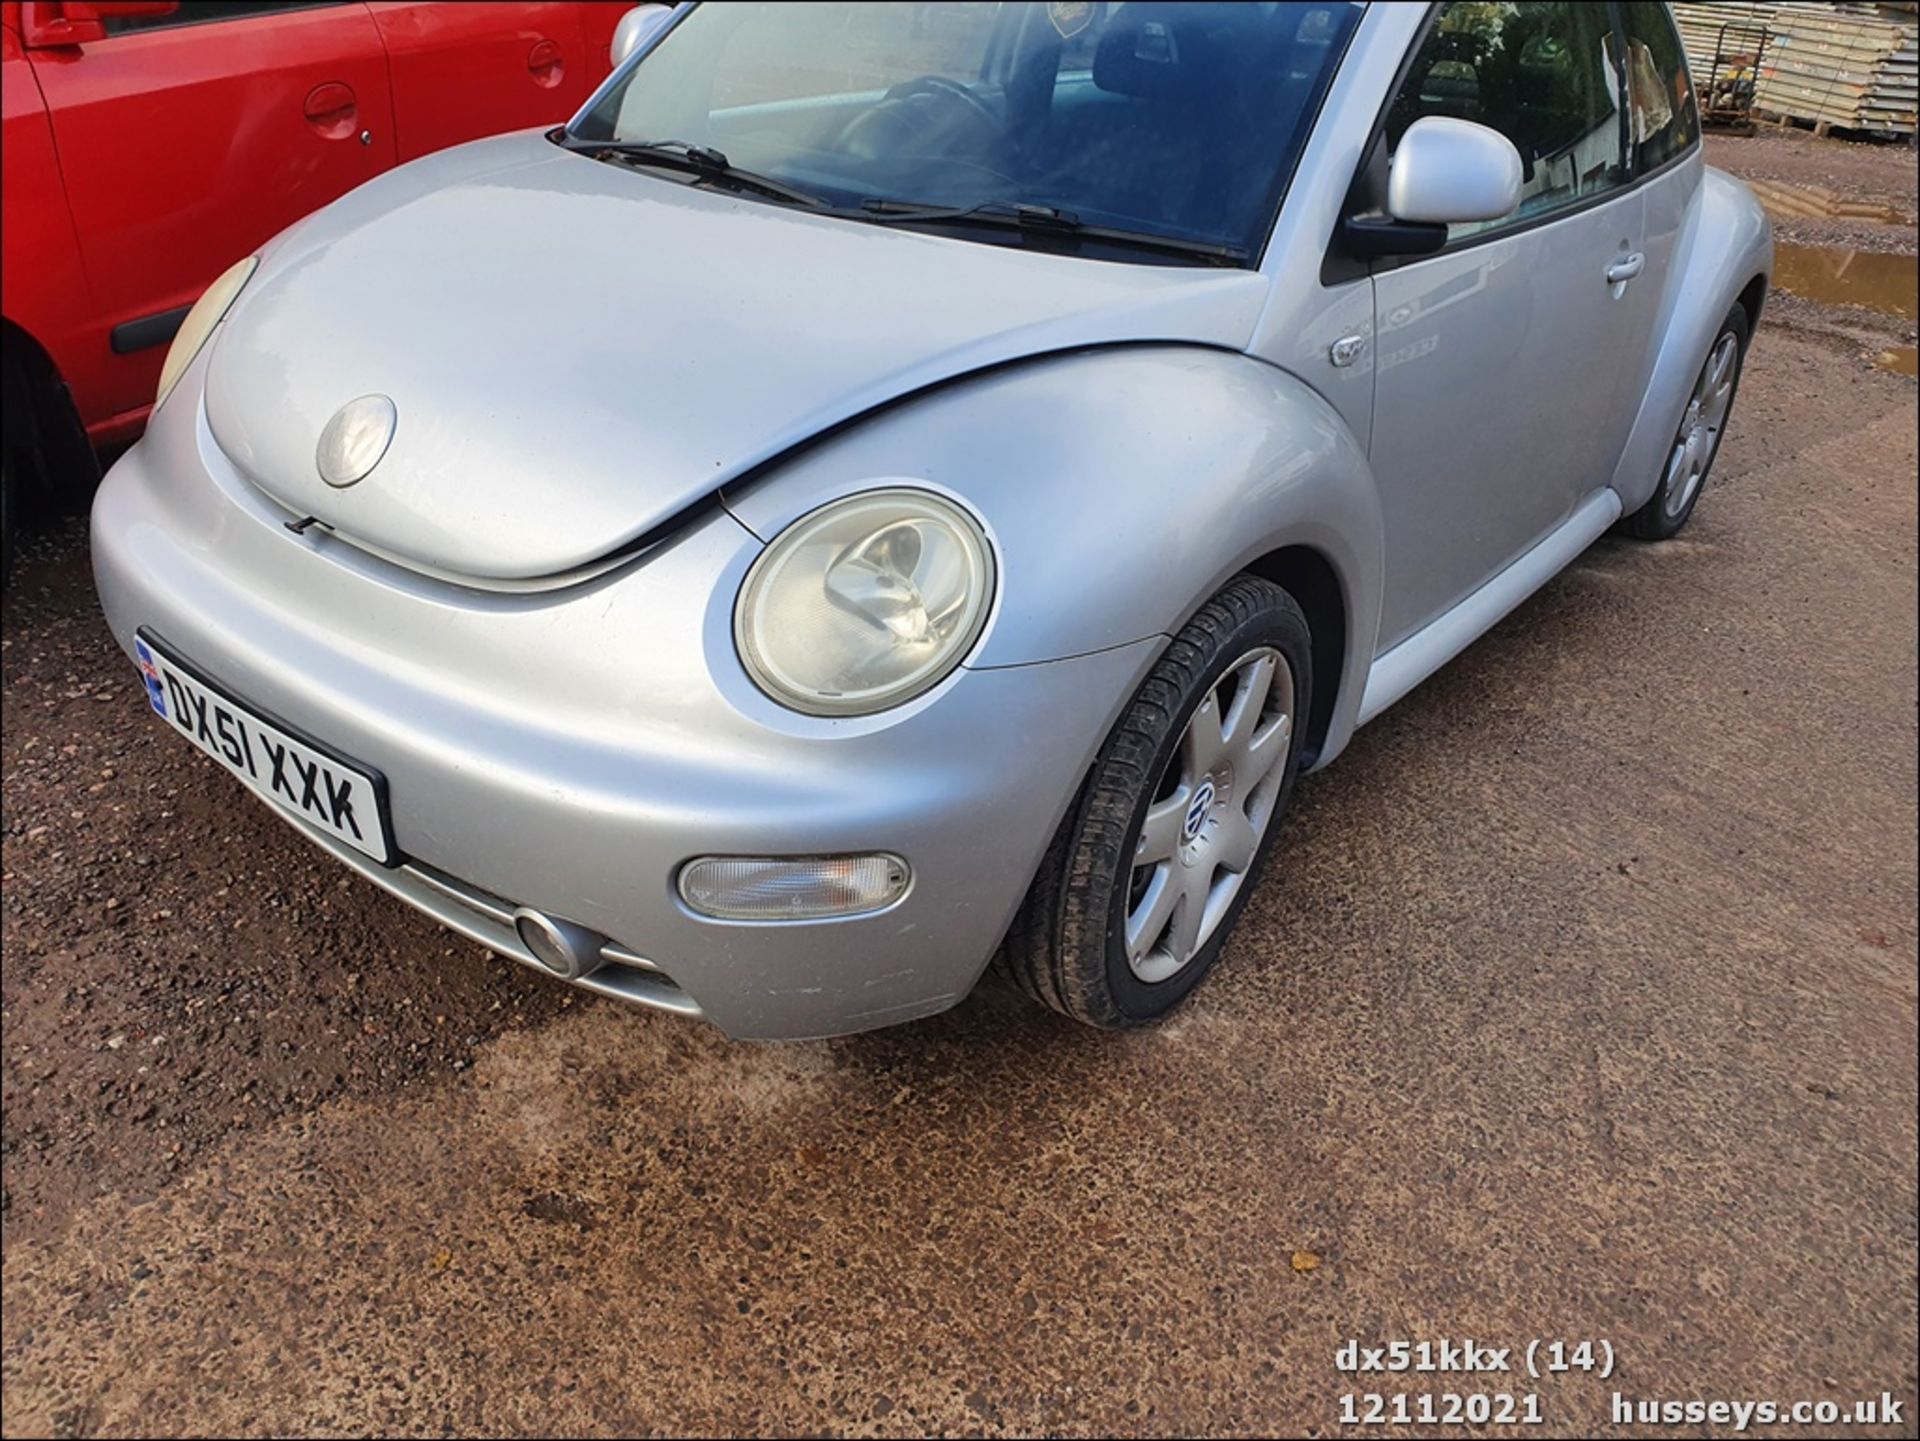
[1184,779,1216,842]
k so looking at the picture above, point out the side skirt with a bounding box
[1357,487,1624,726]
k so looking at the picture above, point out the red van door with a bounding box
[365,2,603,164]
[23,2,399,433]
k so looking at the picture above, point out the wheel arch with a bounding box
[1243,543,1347,768]
[2,314,97,503]
[722,343,1387,771]
[3,315,58,443]
[1735,272,1768,331]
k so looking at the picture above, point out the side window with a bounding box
[101,2,344,36]
[1619,0,1700,171]
[1386,1,1628,242]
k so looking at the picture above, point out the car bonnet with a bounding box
[200,132,1269,583]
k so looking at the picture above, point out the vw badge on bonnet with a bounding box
[316,394,396,488]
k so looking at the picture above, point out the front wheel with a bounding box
[1,455,14,592]
[1622,303,1750,541]
[1001,574,1311,1028]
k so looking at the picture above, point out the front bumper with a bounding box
[91,377,1157,1039]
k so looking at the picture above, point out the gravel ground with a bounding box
[2,137,1916,1437]
[1705,129,1917,255]
[1704,132,1917,379]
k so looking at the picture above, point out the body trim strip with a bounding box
[265,803,699,1017]
[1358,488,1623,725]
[111,305,190,355]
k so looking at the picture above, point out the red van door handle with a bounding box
[303,82,359,140]
[527,38,565,88]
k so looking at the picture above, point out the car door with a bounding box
[23,1,398,430]
[1366,1,1648,651]
[1614,0,1705,439]
[364,2,601,164]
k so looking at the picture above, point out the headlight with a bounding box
[736,489,995,716]
[154,255,257,412]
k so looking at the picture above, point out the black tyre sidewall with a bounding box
[1099,587,1313,1021]
[1,456,13,592]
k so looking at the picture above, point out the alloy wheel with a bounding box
[1124,646,1295,983]
[1665,333,1739,520]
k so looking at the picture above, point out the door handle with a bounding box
[1606,252,1646,285]
[527,37,565,88]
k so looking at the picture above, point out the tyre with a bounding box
[2,336,99,592]
[1,455,14,592]
[1,350,21,592]
[1002,574,1311,1028]
[1622,303,1750,541]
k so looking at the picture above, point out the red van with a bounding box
[1,0,631,579]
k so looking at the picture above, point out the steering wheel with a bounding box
[881,74,1003,130]
[836,73,1005,161]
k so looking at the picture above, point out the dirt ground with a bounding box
[2,135,1916,1438]
[1706,128,1917,254]
[1702,131,1919,383]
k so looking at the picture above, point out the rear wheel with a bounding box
[1623,304,1749,540]
[1001,574,1311,1028]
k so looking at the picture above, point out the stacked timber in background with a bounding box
[1672,1,1918,136]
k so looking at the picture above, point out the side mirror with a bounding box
[1387,116,1524,225]
[611,3,674,69]
[20,0,178,47]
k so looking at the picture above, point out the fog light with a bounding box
[677,854,910,921]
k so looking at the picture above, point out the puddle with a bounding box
[1745,177,1916,228]
[1772,242,1918,320]
[1769,241,1917,377]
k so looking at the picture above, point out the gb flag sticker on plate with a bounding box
[133,631,396,865]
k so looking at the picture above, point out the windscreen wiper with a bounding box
[856,199,1249,266]
[559,135,831,209]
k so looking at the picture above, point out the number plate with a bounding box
[132,629,395,865]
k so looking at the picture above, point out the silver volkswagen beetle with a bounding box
[92,1,1771,1039]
